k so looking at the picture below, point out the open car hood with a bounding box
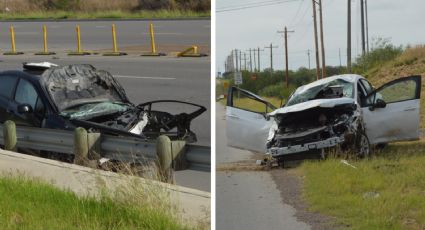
[269,97,356,116]
[41,64,130,112]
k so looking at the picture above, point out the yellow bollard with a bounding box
[177,45,207,57]
[103,24,127,56]
[142,23,166,56]
[4,25,23,55]
[68,24,90,55]
[35,25,56,55]
[150,23,156,54]
[112,24,118,53]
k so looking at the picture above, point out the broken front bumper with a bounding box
[267,136,345,157]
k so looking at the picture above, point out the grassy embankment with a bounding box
[0,175,187,229]
[0,10,209,20]
[0,0,210,20]
[300,45,425,229]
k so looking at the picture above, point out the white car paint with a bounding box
[226,106,273,153]
[226,74,421,155]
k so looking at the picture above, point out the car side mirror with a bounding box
[369,99,386,111]
[375,99,387,108]
[18,104,33,114]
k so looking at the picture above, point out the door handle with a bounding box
[404,108,416,111]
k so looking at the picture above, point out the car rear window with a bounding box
[0,75,17,98]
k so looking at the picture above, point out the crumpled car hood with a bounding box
[41,64,130,112]
[269,97,356,116]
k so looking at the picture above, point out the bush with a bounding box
[259,84,296,99]
[353,37,403,74]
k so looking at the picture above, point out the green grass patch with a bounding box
[0,10,209,20]
[0,175,187,229]
[300,140,425,229]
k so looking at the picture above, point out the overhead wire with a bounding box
[216,0,301,13]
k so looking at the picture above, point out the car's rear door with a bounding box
[0,73,18,123]
[362,75,421,144]
[226,86,277,153]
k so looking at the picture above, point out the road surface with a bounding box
[216,103,310,229]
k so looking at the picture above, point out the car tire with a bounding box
[356,131,370,158]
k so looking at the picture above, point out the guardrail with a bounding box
[0,121,210,177]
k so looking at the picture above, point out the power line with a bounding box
[216,0,301,13]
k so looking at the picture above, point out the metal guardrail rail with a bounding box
[0,124,210,171]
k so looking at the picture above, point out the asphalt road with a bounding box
[0,20,210,52]
[216,103,310,229]
[0,20,210,192]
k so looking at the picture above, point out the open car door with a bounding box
[226,86,277,153]
[362,75,421,144]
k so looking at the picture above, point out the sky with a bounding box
[216,0,425,74]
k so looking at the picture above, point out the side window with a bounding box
[15,79,39,109]
[369,79,418,105]
[0,75,18,98]
[231,88,276,114]
[360,79,373,95]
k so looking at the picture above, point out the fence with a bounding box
[0,121,211,175]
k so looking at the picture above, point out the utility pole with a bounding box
[278,27,295,87]
[257,47,261,71]
[347,0,352,73]
[307,49,311,69]
[318,0,326,78]
[239,50,242,71]
[244,52,247,70]
[234,49,239,72]
[360,0,366,55]
[253,48,257,72]
[312,0,321,80]
[249,48,252,72]
[339,48,342,67]
[365,0,369,53]
[264,43,278,74]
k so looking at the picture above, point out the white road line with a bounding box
[114,75,176,80]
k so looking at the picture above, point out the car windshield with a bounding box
[60,102,129,120]
[286,79,354,107]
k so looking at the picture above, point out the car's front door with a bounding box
[10,78,46,127]
[362,75,421,144]
[226,87,277,153]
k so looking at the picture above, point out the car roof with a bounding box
[294,74,364,94]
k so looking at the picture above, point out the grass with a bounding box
[300,140,425,229]
[0,10,209,20]
[0,175,187,229]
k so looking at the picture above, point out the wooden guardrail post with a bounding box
[3,120,17,151]
[74,127,88,165]
[156,135,173,182]
[171,140,188,171]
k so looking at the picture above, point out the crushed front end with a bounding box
[266,102,359,160]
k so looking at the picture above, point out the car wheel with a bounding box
[356,131,370,158]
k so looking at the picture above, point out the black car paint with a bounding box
[0,65,206,143]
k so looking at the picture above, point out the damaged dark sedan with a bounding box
[226,74,421,166]
[0,63,206,144]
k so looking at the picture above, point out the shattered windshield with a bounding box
[286,79,354,107]
[60,102,129,120]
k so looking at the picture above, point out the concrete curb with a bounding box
[0,149,210,223]
[0,18,210,23]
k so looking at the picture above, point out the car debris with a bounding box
[226,74,421,168]
[0,62,206,158]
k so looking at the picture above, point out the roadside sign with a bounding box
[234,72,243,85]
[251,73,257,80]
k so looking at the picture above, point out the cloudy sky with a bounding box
[216,0,425,73]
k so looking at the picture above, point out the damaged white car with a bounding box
[226,74,421,165]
